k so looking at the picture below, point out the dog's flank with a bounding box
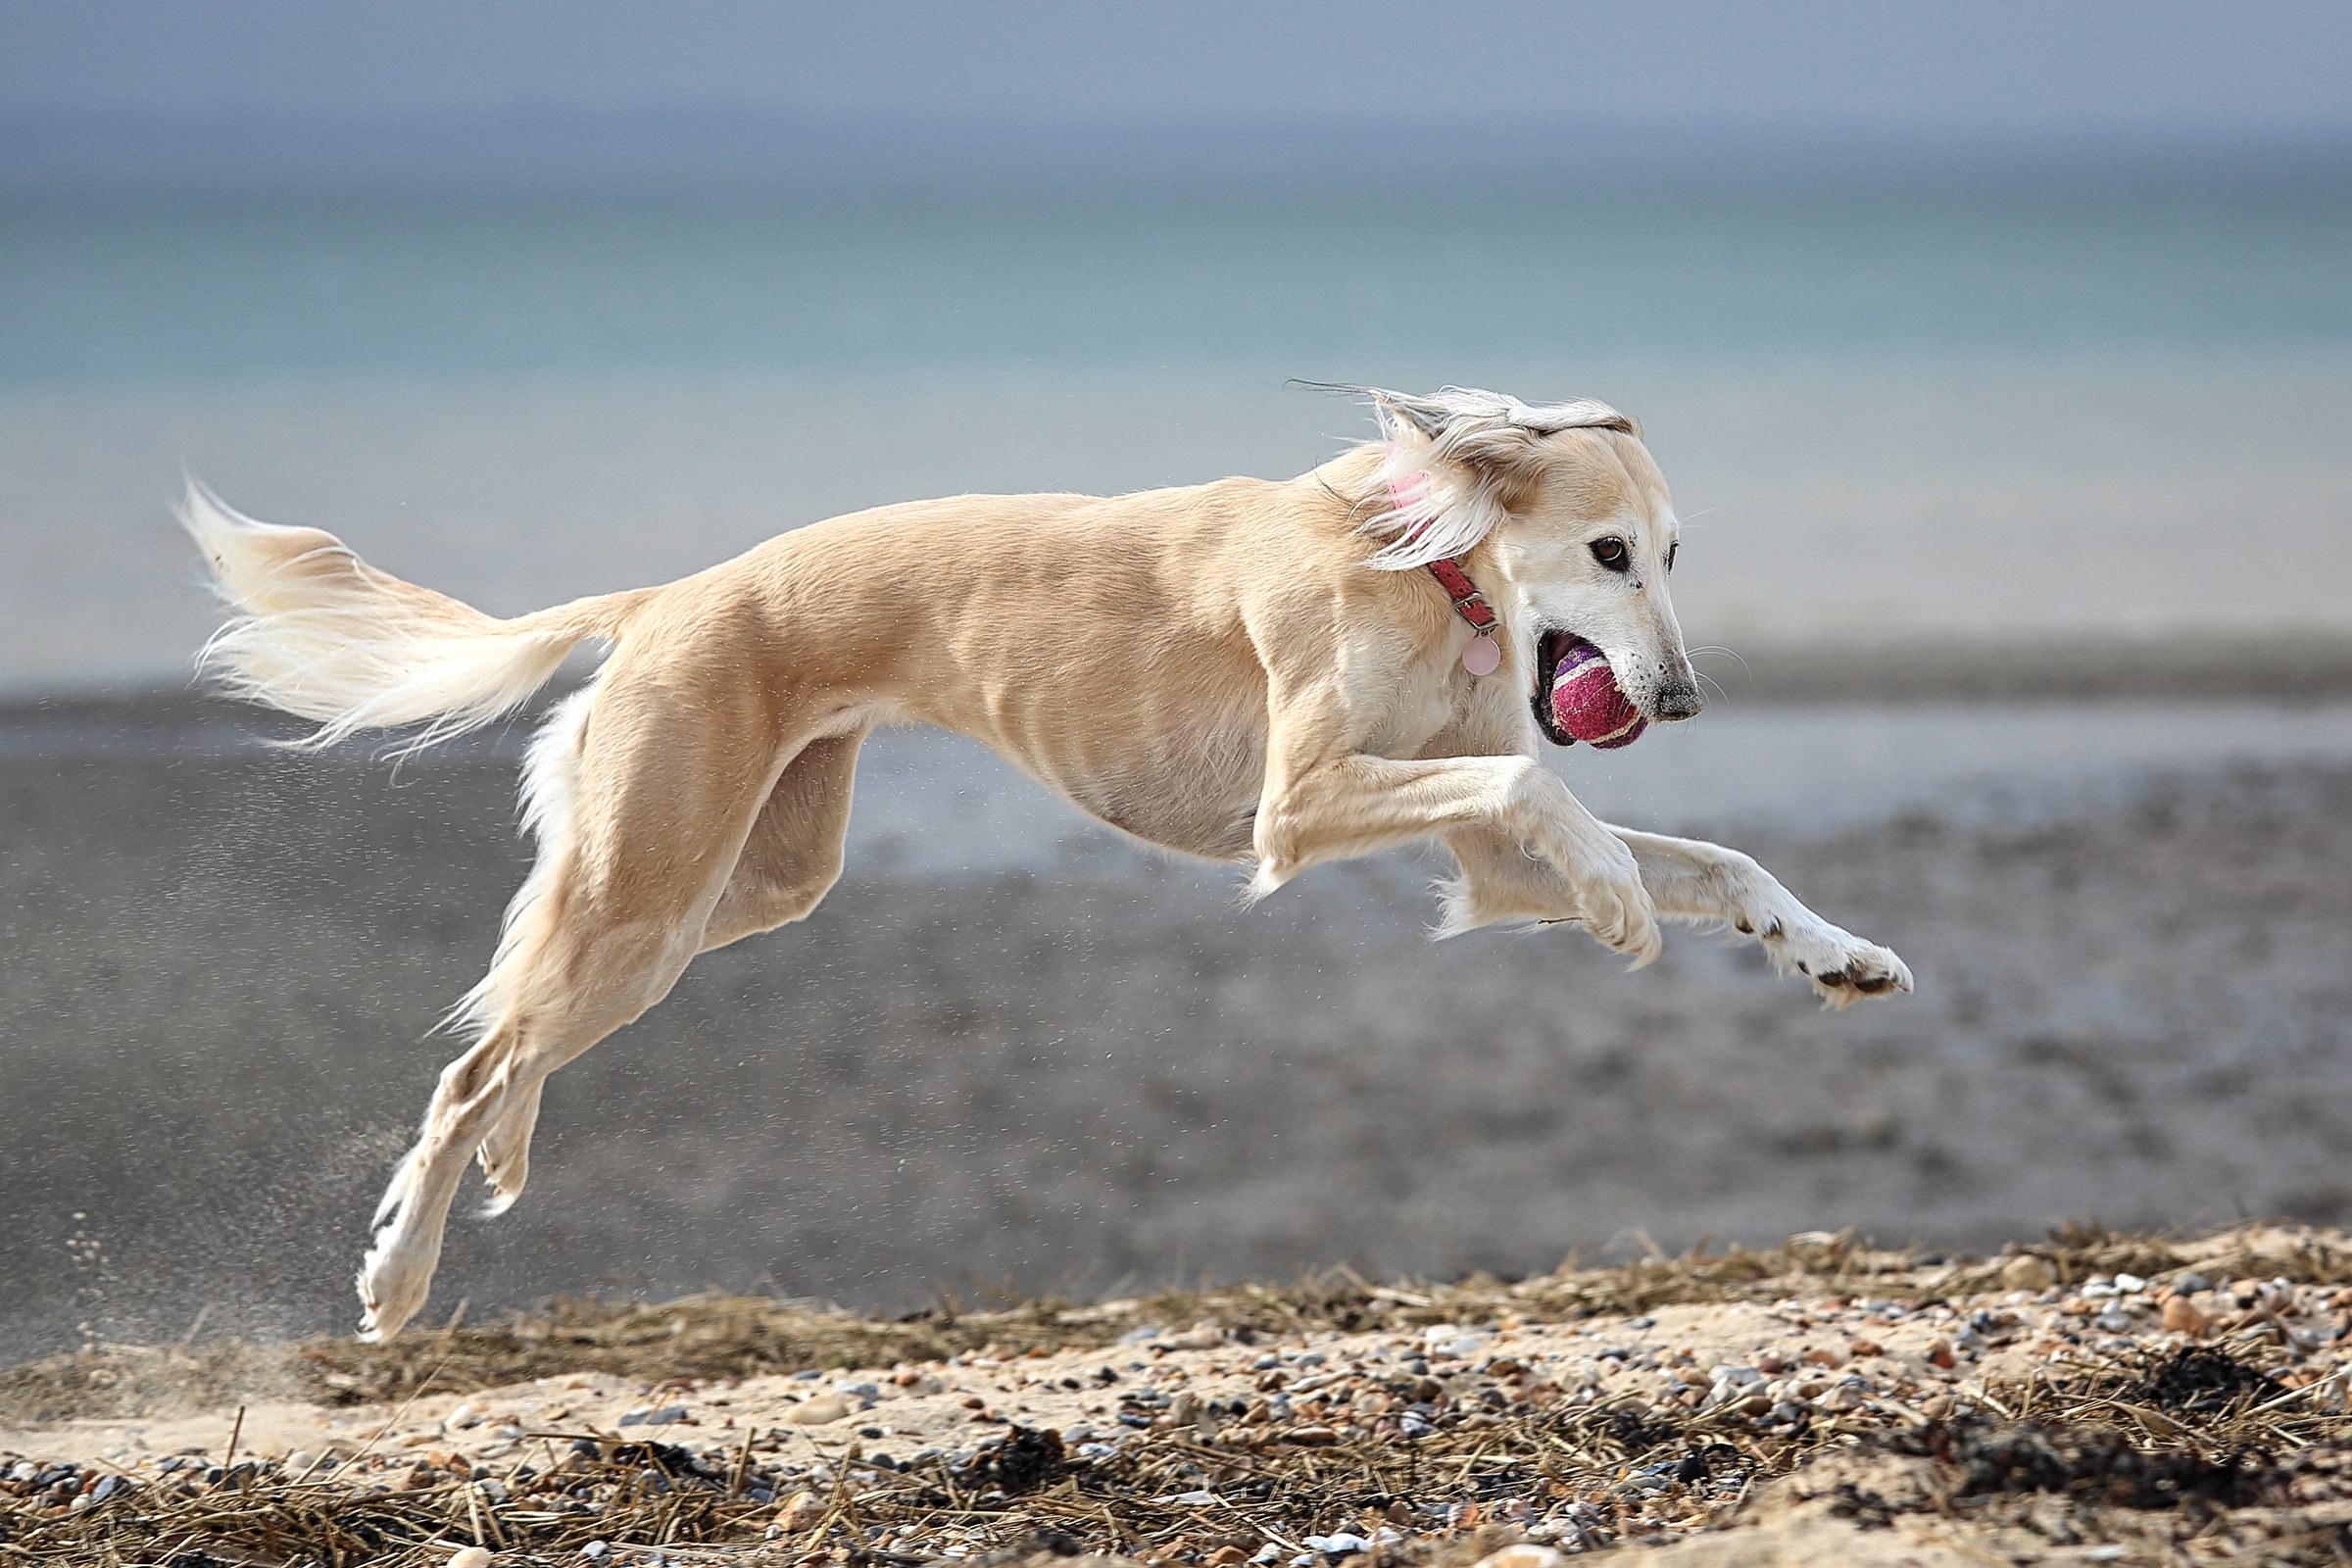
[184,385,1911,1342]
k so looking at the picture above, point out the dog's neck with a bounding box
[1387,462,1503,676]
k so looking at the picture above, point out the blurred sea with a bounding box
[3,163,2350,692]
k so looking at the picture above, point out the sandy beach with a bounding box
[7,1222,2352,1564]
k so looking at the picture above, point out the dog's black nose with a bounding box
[1653,683,1704,721]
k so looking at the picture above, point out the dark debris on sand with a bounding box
[9,1223,2352,1565]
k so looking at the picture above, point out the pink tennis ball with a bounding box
[1549,642,1648,749]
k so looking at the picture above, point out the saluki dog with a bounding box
[184,385,1912,1341]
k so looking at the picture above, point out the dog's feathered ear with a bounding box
[1298,382,1637,471]
[1364,385,1639,471]
[1298,383,1642,568]
[1368,388,1451,442]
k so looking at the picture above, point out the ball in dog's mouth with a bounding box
[1536,631,1647,750]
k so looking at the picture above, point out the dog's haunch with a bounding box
[1550,643,1647,749]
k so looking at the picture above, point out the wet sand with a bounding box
[5,694,2352,1363]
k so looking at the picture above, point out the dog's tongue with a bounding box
[1550,642,1647,749]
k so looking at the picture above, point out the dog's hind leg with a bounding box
[471,726,865,1216]
[359,669,809,1341]
[700,726,865,952]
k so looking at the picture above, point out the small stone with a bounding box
[1925,1339,1956,1369]
[2163,1295,2212,1336]
[785,1397,851,1426]
[1283,1425,1341,1446]
[448,1549,495,1568]
[284,1451,318,1475]
[1471,1548,1566,1568]
[777,1490,823,1529]
[1208,1548,1249,1566]
[2001,1255,2057,1291]
[443,1402,481,1431]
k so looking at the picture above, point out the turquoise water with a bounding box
[5,167,2349,389]
[5,163,2351,692]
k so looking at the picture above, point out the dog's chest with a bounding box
[1351,643,1506,760]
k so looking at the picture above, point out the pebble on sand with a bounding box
[785,1396,851,1426]
[1472,1547,1567,1568]
[2000,1254,2058,1291]
[446,1548,495,1568]
[2162,1294,2212,1336]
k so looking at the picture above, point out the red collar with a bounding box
[1423,554,1499,639]
[1388,468,1503,675]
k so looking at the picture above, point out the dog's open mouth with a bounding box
[1532,629,1649,750]
[1532,629,1585,746]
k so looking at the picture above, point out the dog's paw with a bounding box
[1558,839,1663,965]
[356,1230,433,1343]
[1764,919,1913,1009]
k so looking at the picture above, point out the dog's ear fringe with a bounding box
[1293,382,1640,570]
[1293,380,1640,447]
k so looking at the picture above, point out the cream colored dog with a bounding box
[184,385,1911,1342]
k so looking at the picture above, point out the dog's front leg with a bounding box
[1606,827,1910,1005]
[1250,751,1660,961]
[1443,824,1911,1006]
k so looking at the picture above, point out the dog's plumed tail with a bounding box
[182,482,643,752]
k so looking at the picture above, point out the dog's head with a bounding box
[1352,384,1700,742]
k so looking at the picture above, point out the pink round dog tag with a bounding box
[1461,634,1501,676]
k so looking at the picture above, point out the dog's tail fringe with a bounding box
[182,481,645,754]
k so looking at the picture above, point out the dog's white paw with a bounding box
[356,1228,433,1343]
[1551,836,1663,965]
[1759,917,1912,1008]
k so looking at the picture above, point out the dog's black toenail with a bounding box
[1856,975,1890,993]
[1735,919,1753,934]
[1819,970,1849,986]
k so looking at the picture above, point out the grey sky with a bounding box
[5,0,2349,177]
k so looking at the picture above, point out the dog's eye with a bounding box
[1666,540,1679,571]
[1590,537,1629,571]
